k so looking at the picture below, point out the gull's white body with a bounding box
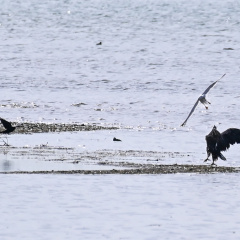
[181,73,226,126]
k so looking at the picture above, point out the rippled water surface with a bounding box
[1,0,240,238]
[0,0,240,166]
[1,0,240,127]
[1,174,240,240]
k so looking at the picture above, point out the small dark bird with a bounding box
[96,42,102,45]
[0,118,16,134]
[205,125,240,165]
[113,137,121,142]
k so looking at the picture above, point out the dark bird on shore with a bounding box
[0,118,16,134]
[181,73,226,126]
[96,41,102,45]
[204,125,240,165]
[113,137,121,142]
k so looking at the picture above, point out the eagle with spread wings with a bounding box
[204,125,240,165]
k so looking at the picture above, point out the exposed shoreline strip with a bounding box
[1,164,239,174]
[8,122,119,134]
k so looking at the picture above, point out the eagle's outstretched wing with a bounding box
[218,128,240,151]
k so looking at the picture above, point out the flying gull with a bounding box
[181,73,226,126]
[204,125,240,165]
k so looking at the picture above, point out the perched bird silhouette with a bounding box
[0,118,16,134]
[181,73,226,126]
[204,125,240,165]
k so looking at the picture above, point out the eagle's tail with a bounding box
[219,153,226,161]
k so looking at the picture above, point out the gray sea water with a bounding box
[1,0,240,239]
[1,174,240,240]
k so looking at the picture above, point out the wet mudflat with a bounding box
[9,122,119,134]
[0,122,239,175]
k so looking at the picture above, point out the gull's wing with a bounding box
[202,73,226,95]
[181,99,199,126]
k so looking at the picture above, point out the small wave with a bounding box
[0,102,39,108]
[71,103,87,107]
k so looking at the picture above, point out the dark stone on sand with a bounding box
[113,137,121,141]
